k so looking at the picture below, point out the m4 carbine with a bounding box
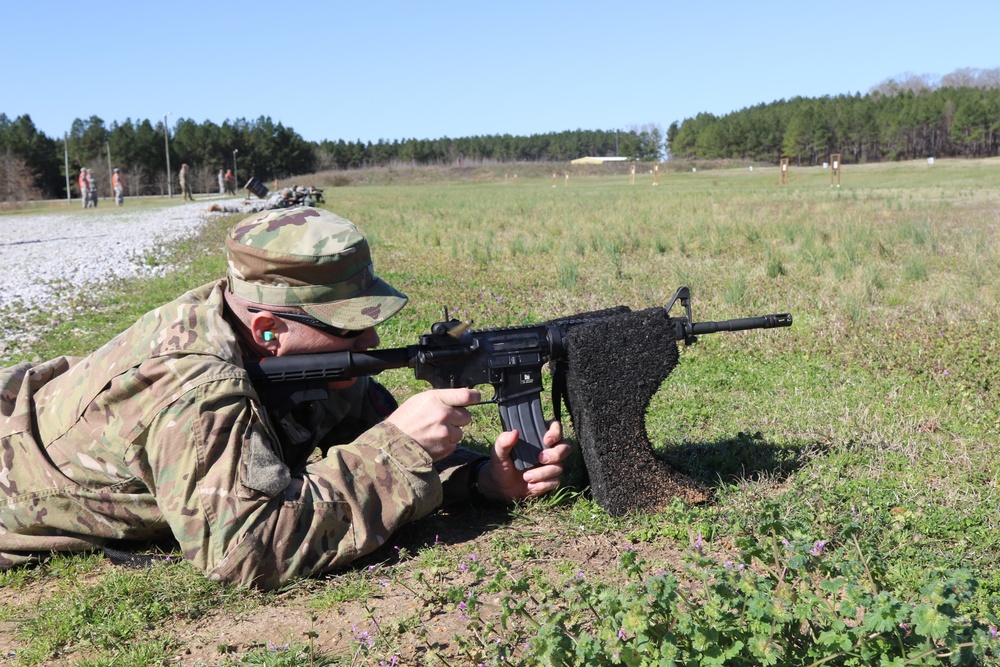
[244,287,792,470]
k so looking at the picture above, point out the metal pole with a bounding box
[233,149,238,192]
[63,134,71,205]
[164,112,172,198]
[106,142,113,199]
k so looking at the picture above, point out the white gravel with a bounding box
[0,199,241,359]
[0,201,226,309]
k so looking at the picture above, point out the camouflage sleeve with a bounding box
[318,378,399,450]
[324,380,488,505]
[353,379,488,499]
[147,382,442,590]
[435,447,489,492]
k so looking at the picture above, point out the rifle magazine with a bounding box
[498,394,547,470]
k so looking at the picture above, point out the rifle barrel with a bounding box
[690,313,792,336]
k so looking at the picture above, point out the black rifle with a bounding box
[244,287,792,470]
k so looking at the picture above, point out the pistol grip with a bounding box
[498,394,547,470]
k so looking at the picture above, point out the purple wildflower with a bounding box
[352,624,376,648]
[811,540,827,557]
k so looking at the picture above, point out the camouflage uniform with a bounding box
[180,164,193,201]
[0,207,482,589]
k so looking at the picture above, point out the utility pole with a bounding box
[233,149,239,191]
[106,142,113,199]
[63,134,71,205]
[164,112,173,198]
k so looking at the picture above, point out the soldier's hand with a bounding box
[478,421,571,501]
[385,388,479,461]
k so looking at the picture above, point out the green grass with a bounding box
[1,157,999,665]
[1,555,259,666]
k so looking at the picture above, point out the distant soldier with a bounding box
[224,169,235,195]
[87,170,99,207]
[78,168,90,208]
[180,164,194,201]
[112,168,125,207]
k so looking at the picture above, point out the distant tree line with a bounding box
[668,69,1000,165]
[0,115,663,202]
[0,114,315,202]
[314,125,663,170]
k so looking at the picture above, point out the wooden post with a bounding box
[653,162,660,186]
[779,158,789,185]
[629,163,636,185]
[830,153,841,187]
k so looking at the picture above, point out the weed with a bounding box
[557,259,579,290]
[489,511,998,666]
[902,255,929,282]
[765,247,786,278]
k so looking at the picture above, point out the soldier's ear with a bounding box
[248,311,280,345]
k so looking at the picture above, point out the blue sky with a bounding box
[5,1,998,144]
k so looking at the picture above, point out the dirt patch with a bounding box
[179,509,691,666]
[1,505,697,666]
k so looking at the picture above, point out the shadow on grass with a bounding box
[656,431,822,488]
[355,502,516,569]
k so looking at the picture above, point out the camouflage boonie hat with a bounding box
[226,207,408,329]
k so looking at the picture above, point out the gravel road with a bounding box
[0,200,238,358]
[0,201,227,310]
